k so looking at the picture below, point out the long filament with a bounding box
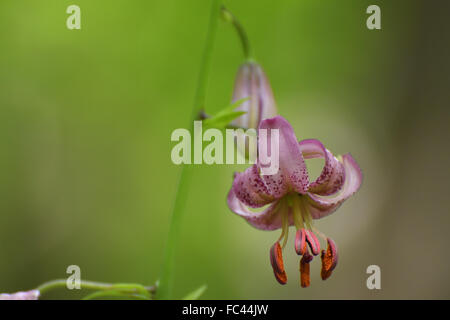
[281,209,289,249]
[299,197,313,230]
[292,195,304,230]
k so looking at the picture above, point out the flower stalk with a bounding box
[157,0,222,300]
[221,6,252,60]
[36,279,156,300]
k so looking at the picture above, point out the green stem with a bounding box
[82,290,149,300]
[36,279,156,297]
[192,0,223,117]
[156,0,222,300]
[221,6,252,60]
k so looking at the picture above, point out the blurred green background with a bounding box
[0,0,449,299]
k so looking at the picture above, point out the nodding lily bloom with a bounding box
[231,61,277,129]
[0,290,40,300]
[227,116,362,287]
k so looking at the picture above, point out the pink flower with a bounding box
[0,290,40,300]
[231,62,277,129]
[227,116,362,286]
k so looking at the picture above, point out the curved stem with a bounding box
[221,6,252,60]
[156,0,222,300]
[36,279,155,296]
[82,290,149,300]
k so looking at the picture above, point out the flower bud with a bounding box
[231,62,277,129]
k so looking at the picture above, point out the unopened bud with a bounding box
[231,62,277,129]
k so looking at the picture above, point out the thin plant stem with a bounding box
[82,290,149,300]
[156,0,222,300]
[36,279,155,297]
[221,6,252,60]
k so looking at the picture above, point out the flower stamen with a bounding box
[270,242,287,285]
[300,251,313,288]
[320,238,338,280]
[294,228,307,255]
[304,229,321,256]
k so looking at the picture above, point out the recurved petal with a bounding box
[232,164,275,208]
[305,153,362,219]
[227,187,290,230]
[258,116,309,196]
[299,139,345,196]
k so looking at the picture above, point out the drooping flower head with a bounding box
[227,116,362,287]
[231,61,277,129]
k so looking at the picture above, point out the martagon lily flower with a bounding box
[227,116,362,287]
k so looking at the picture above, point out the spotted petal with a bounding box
[258,116,309,196]
[305,153,362,219]
[227,188,294,231]
[232,164,275,208]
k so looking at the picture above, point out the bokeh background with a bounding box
[0,0,449,299]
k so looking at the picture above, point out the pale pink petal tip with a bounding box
[0,289,40,300]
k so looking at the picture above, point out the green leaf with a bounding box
[221,97,249,114]
[203,98,248,129]
[182,284,207,300]
[203,111,246,129]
